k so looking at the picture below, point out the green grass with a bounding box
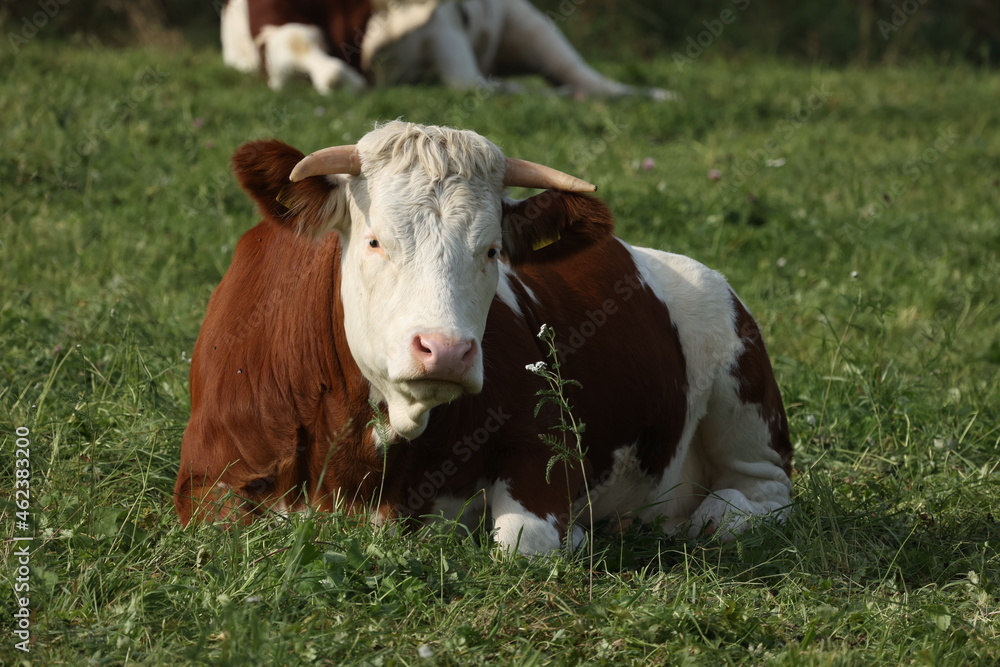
[1,41,999,665]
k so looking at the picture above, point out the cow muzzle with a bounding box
[410,333,478,384]
[383,334,482,441]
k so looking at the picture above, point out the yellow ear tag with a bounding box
[532,233,561,251]
[275,186,293,208]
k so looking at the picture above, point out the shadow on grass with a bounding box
[593,470,999,598]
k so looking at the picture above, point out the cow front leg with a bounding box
[494,0,673,100]
[426,4,492,89]
[259,23,366,94]
[488,457,589,555]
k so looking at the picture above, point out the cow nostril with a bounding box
[411,334,477,376]
[413,336,433,357]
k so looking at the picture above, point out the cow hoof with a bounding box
[493,517,561,556]
[688,488,757,542]
[490,80,527,95]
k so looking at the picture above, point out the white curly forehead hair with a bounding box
[355,120,507,186]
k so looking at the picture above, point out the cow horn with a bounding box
[503,158,596,193]
[289,146,362,182]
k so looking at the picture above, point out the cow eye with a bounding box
[487,248,498,259]
[368,238,380,249]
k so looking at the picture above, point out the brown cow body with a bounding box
[176,125,790,554]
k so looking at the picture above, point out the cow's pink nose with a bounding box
[411,334,477,381]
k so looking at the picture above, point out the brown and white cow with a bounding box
[174,121,791,554]
[221,0,672,99]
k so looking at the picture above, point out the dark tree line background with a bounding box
[2,0,998,65]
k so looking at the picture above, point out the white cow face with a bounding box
[342,170,505,440]
[334,124,507,440]
[276,122,595,442]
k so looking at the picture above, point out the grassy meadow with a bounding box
[1,38,999,665]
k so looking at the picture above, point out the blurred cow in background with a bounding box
[221,0,671,99]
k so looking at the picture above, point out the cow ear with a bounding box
[231,140,349,239]
[501,191,616,264]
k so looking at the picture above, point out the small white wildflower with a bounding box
[537,323,551,339]
[418,644,434,659]
[245,595,262,603]
[934,437,956,450]
[850,270,860,279]
[776,257,787,268]
[765,158,786,168]
[525,361,547,373]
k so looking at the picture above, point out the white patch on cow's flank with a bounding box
[619,242,740,529]
[698,370,788,479]
[615,241,792,538]
[626,244,742,404]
